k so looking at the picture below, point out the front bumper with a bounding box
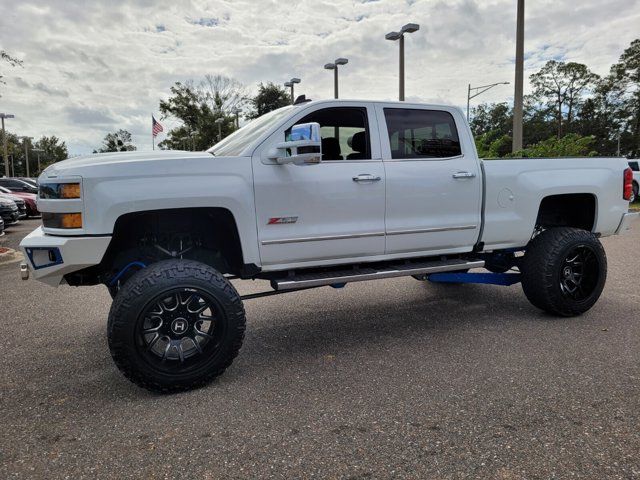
[1,208,20,224]
[616,212,639,235]
[19,226,112,287]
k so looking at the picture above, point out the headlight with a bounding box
[39,183,81,199]
[42,212,83,229]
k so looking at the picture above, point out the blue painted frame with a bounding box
[24,247,63,270]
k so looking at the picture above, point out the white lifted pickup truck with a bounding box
[21,99,637,392]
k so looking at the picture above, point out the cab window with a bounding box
[295,107,371,161]
[384,108,462,159]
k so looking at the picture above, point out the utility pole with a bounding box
[1,113,15,177]
[467,82,510,120]
[512,0,525,153]
[22,136,33,178]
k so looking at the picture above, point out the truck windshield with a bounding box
[207,106,295,157]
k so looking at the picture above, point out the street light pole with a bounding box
[466,82,510,120]
[22,136,33,178]
[284,78,301,104]
[324,58,348,99]
[215,118,224,142]
[1,113,15,177]
[385,23,419,101]
[32,148,44,175]
[512,0,525,153]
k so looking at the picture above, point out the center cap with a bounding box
[171,318,189,335]
[563,267,572,278]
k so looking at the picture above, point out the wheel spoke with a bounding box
[189,337,203,354]
[146,333,160,351]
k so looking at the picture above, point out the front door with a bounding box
[375,104,482,256]
[253,103,386,269]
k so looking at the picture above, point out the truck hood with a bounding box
[40,150,214,178]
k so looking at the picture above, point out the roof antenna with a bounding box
[294,95,311,105]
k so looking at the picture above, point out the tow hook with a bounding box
[20,263,29,280]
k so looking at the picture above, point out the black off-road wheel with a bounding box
[107,259,246,393]
[521,227,607,317]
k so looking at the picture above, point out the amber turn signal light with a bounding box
[60,183,81,199]
[42,212,83,229]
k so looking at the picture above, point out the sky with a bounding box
[0,0,639,155]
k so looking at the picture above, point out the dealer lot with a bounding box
[1,219,639,478]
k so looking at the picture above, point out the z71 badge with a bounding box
[268,216,298,225]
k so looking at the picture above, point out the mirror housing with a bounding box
[268,122,322,165]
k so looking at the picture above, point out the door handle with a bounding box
[352,174,381,182]
[452,171,476,179]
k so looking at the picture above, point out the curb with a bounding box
[0,248,24,265]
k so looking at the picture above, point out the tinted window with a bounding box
[629,161,639,171]
[384,108,462,159]
[294,107,370,161]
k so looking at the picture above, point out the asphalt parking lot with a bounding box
[1,218,639,479]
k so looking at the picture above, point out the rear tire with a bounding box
[633,181,638,202]
[107,259,246,393]
[521,227,606,317]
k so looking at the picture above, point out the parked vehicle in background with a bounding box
[19,99,638,393]
[0,186,38,217]
[0,197,20,226]
[0,189,28,219]
[0,217,4,236]
[629,161,639,201]
[18,177,38,189]
[0,178,38,194]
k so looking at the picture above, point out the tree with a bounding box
[158,75,246,150]
[0,50,22,96]
[246,82,291,119]
[605,39,640,157]
[34,136,68,166]
[512,134,597,158]
[96,130,136,153]
[529,61,599,138]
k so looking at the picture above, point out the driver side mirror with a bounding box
[267,122,322,165]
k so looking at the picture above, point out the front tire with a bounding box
[107,259,246,393]
[521,227,607,317]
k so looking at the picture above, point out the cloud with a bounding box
[0,0,638,154]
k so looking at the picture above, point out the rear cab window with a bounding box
[629,161,639,172]
[383,108,462,159]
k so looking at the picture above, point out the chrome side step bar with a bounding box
[273,259,485,291]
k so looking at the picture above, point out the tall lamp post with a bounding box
[385,23,420,101]
[284,78,301,104]
[512,0,525,152]
[466,82,510,120]
[32,148,44,176]
[1,113,15,177]
[22,136,33,178]
[323,58,349,99]
[215,118,224,142]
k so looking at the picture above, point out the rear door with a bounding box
[375,104,482,255]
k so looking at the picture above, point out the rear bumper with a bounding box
[19,226,111,286]
[615,212,639,235]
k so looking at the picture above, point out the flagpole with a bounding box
[152,115,155,150]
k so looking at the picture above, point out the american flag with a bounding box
[152,116,164,137]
